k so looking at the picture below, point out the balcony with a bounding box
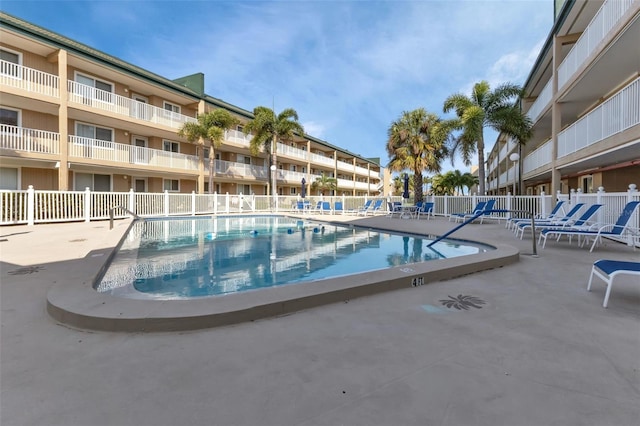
[0,60,59,98]
[225,129,251,148]
[214,159,267,179]
[526,79,552,124]
[279,169,310,183]
[277,142,308,161]
[0,125,60,155]
[68,136,199,171]
[337,160,353,171]
[310,152,334,166]
[523,139,552,175]
[558,76,639,158]
[67,81,198,130]
[354,165,369,175]
[557,0,635,89]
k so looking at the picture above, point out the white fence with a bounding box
[2,187,638,232]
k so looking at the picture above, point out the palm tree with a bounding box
[386,108,451,203]
[430,171,457,195]
[443,80,532,194]
[178,109,239,194]
[460,172,479,195]
[310,172,337,195]
[243,106,305,197]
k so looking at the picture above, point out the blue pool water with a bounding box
[96,216,493,299]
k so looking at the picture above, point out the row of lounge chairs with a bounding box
[293,199,386,216]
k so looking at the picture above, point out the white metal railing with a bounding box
[280,169,311,182]
[310,152,334,166]
[527,78,553,124]
[4,187,639,229]
[276,143,308,160]
[67,81,197,129]
[558,77,640,157]
[557,0,635,89]
[354,165,369,175]
[214,159,268,179]
[337,160,353,171]
[225,129,252,147]
[0,125,60,154]
[523,139,552,174]
[68,136,199,170]
[0,60,59,98]
[337,178,354,188]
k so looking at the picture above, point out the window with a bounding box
[163,140,179,153]
[240,184,250,195]
[237,155,251,165]
[76,73,113,94]
[290,188,296,195]
[75,123,114,148]
[0,48,21,78]
[0,107,20,127]
[163,179,179,192]
[75,173,111,191]
[0,167,19,190]
[163,102,180,114]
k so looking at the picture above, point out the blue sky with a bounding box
[2,0,552,172]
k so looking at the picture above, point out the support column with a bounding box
[197,100,206,194]
[550,35,562,206]
[57,49,69,190]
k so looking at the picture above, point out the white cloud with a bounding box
[301,121,326,139]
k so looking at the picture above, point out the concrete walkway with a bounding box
[1,215,639,426]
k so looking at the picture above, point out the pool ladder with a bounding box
[109,205,141,230]
[426,209,538,257]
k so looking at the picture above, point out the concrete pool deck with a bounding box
[1,215,639,425]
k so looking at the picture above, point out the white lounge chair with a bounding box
[587,259,640,307]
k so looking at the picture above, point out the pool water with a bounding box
[96,216,492,299]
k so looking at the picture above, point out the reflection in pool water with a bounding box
[96,216,492,299]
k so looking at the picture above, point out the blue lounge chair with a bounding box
[365,199,384,216]
[531,204,603,241]
[320,201,332,214]
[450,201,486,222]
[539,201,640,252]
[353,199,373,215]
[516,204,602,239]
[506,200,566,230]
[477,199,498,223]
[333,201,344,215]
[311,201,323,213]
[587,259,640,307]
[514,203,584,237]
[387,201,402,218]
[416,201,434,220]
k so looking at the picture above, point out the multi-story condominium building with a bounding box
[0,12,384,197]
[487,0,639,195]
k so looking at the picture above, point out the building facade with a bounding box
[487,0,639,195]
[0,13,384,197]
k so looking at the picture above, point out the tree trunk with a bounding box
[413,172,423,203]
[271,134,277,198]
[477,134,486,194]
[208,144,215,194]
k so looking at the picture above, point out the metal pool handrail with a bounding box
[427,209,538,257]
[109,205,140,230]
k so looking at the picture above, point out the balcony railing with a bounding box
[523,139,552,174]
[67,81,197,129]
[527,78,552,124]
[214,159,268,179]
[558,76,639,158]
[280,169,310,182]
[276,142,308,160]
[310,152,334,166]
[225,129,251,147]
[68,136,199,170]
[0,60,60,98]
[337,160,353,171]
[557,0,635,89]
[354,181,370,190]
[354,165,369,175]
[1,125,61,155]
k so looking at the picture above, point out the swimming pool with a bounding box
[96,216,493,300]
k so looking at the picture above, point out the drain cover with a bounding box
[439,295,486,310]
[8,266,45,275]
